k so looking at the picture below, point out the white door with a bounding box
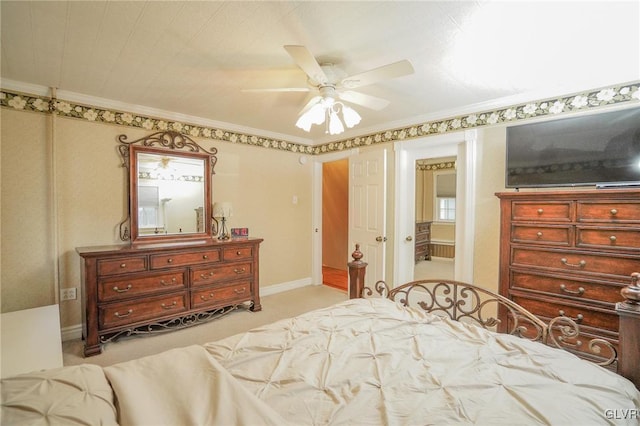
[349,149,387,292]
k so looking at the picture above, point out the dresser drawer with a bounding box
[415,232,430,243]
[512,201,572,222]
[576,226,640,252]
[577,200,640,223]
[416,222,431,233]
[511,247,640,279]
[98,256,147,276]
[98,271,186,302]
[191,262,253,286]
[415,244,429,255]
[191,281,251,309]
[510,271,624,306]
[512,295,619,333]
[222,247,253,261]
[150,249,220,269]
[511,224,572,246]
[99,293,188,329]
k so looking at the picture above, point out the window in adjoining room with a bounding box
[434,171,456,222]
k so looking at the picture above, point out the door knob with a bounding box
[376,236,387,242]
[406,236,413,242]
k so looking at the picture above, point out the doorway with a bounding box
[414,157,456,280]
[321,159,349,291]
[394,130,477,285]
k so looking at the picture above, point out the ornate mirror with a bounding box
[118,131,217,245]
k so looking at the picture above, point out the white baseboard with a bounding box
[61,324,83,342]
[61,277,315,342]
[261,277,314,296]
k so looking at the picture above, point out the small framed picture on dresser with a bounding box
[231,228,249,238]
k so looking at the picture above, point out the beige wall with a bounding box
[1,111,313,328]
[472,126,509,293]
[1,109,56,311]
[0,106,530,328]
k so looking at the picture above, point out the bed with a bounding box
[3,249,640,425]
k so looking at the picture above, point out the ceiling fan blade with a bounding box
[284,45,329,85]
[340,60,414,89]
[241,87,310,93]
[338,91,390,110]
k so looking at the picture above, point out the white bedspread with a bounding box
[203,298,640,425]
[103,345,290,426]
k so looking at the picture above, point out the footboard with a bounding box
[347,244,640,389]
[366,278,550,343]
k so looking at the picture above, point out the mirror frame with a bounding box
[117,131,217,245]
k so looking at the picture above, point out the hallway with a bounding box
[322,266,348,291]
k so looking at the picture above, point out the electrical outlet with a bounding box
[60,287,77,301]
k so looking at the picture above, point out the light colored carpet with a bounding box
[415,257,454,280]
[63,284,347,367]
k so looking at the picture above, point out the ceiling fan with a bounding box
[244,45,415,135]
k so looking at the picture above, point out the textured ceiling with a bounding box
[1,1,639,145]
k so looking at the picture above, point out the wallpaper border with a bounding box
[1,82,639,155]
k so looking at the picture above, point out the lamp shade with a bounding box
[342,105,361,128]
[212,201,233,218]
[328,110,344,135]
[295,96,362,135]
[296,102,326,131]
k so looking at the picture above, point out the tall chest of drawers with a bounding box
[77,238,262,357]
[496,190,640,363]
[415,221,432,262]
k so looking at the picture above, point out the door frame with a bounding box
[394,130,477,286]
[312,149,357,287]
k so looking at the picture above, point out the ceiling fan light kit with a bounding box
[247,45,414,136]
[295,95,362,135]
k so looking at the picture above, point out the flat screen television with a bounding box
[505,106,640,188]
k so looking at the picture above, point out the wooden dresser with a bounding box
[77,238,262,356]
[496,189,640,363]
[415,221,432,262]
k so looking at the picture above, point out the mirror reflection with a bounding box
[135,151,206,236]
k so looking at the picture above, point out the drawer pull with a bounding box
[558,337,583,349]
[200,271,214,279]
[559,284,585,295]
[536,231,543,238]
[161,301,178,309]
[115,309,133,318]
[234,268,246,274]
[609,235,617,243]
[120,263,127,268]
[236,251,242,256]
[159,278,177,286]
[537,208,544,215]
[559,310,583,323]
[234,287,246,294]
[113,284,132,293]
[203,255,208,260]
[167,258,173,264]
[560,258,586,268]
[610,208,618,216]
[200,293,215,301]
